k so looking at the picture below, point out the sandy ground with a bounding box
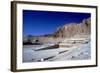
[23,37,91,62]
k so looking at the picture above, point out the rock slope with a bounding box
[53,18,91,38]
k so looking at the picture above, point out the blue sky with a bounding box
[23,10,91,36]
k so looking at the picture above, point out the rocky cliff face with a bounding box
[23,18,91,44]
[53,18,91,38]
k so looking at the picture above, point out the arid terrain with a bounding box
[23,18,91,62]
